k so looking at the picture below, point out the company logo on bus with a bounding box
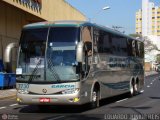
[42,89,47,93]
[51,84,75,89]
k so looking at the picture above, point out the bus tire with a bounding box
[129,80,135,97]
[134,80,140,95]
[90,88,100,108]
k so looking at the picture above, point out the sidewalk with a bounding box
[145,71,158,76]
[0,89,16,100]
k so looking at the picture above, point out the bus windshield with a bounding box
[17,27,80,83]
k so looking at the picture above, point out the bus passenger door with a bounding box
[80,26,93,103]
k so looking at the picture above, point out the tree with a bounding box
[129,34,142,38]
[156,54,160,63]
[129,34,159,54]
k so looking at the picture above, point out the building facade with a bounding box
[0,0,86,71]
[136,0,160,70]
[136,0,160,36]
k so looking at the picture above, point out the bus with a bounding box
[14,21,144,108]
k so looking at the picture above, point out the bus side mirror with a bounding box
[76,42,84,62]
[4,42,18,72]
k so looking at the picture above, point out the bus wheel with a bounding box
[91,89,100,108]
[129,81,134,97]
[134,82,139,95]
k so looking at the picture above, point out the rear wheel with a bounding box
[129,80,139,97]
[129,80,135,97]
[134,81,140,95]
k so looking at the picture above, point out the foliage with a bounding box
[156,54,160,63]
[129,34,142,38]
[129,34,159,54]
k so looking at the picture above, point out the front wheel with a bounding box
[90,89,100,108]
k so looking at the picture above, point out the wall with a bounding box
[0,1,43,71]
[0,0,86,72]
[145,62,152,71]
[2,0,86,21]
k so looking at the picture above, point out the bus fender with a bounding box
[90,81,101,102]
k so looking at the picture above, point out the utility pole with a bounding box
[112,26,125,33]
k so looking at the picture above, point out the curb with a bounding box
[0,94,16,100]
[145,73,158,77]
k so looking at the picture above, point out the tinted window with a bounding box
[20,28,48,59]
[111,35,127,56]
[95,29,111,54]
[48,27,79,46]
[139,42,144,58]
[82,26,92,56]
[127,39,144,58]
[120,37,127,56]
[127,39,133,56]
[127,39,136,57]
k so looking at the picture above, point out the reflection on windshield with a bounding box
[18,28,48,82]
[17,27,80,83]
[46,47,79,81]
[49,49,76,66]
[46,27,80,82]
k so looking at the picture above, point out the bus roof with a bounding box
[23,20,143,42]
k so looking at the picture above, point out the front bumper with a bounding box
[17,93,82,105]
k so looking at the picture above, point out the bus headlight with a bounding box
[61,88,80,94]
[18,89,29,94]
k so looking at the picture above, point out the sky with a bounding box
[65,0,160,35]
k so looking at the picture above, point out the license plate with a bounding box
[39,98,50,103]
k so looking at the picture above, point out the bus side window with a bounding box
[97,30,111,54]
[81,26,92,76]
[112,35,121,56]
[120,37,127,56]
[140,42,144,58]
[132,40,136,57]
[81,26,92,56]
[127,39,136,57]
[136,41,142,58]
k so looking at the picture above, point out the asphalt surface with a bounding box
[0,74,160,120]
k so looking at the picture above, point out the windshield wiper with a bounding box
[28,59,42,83]
[47,58,61,82]
[16,74,41,78]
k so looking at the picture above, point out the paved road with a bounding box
[0,74,160,120]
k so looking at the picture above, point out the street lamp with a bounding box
[102,6,110,10]
[89,6,110,22]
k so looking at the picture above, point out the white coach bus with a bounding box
[13,21,144,108]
